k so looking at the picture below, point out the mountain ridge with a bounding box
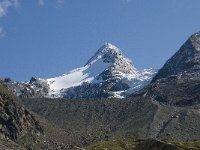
[2,43,157,99]
[153,32,200,82]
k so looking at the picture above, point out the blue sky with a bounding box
[1,0,200,81]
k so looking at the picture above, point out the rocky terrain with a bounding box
[0,77,49,98]
[2,32,200,149]
[19,32,200,149]
[0,85,43,141]
[152,32,200,81]
[0,85,41,149]
[0,85,77,150]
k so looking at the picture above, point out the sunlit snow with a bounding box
[47,56,110,96]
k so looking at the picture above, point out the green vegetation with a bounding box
[172,140,200,150]
[84,139,200,150]
[0,85,15,99]
[16,133,42,150]
[84,140,142,150]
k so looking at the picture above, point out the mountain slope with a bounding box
[153,32,200,81]
[0,86,43,141]
[0,85,44,149]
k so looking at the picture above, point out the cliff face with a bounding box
[0,86,43,140]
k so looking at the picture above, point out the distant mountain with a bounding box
[0,77,49,98]
[46,43,157,99]
[2,43,156,99]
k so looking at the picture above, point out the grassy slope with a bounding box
[84,139,200,150]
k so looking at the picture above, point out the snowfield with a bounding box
[47,57,110,97]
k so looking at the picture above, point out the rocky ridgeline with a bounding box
[148,32,200,106]
[153,32,200,81]
[0,77,49,98]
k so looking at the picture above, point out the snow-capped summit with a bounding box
[85,43,138,74]
[45,43,156,98]
[3,43,156,99]
[86,43,123,65]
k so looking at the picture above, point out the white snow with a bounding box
[111,68,157,98]
[47,56,110,96]
[112,91,125,99]
[103,43,121,53]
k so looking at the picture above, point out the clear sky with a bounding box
[1,0,200,81]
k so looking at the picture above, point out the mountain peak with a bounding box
[101,42,121,52]
[84,42,138,75]
[85,42,122,66]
